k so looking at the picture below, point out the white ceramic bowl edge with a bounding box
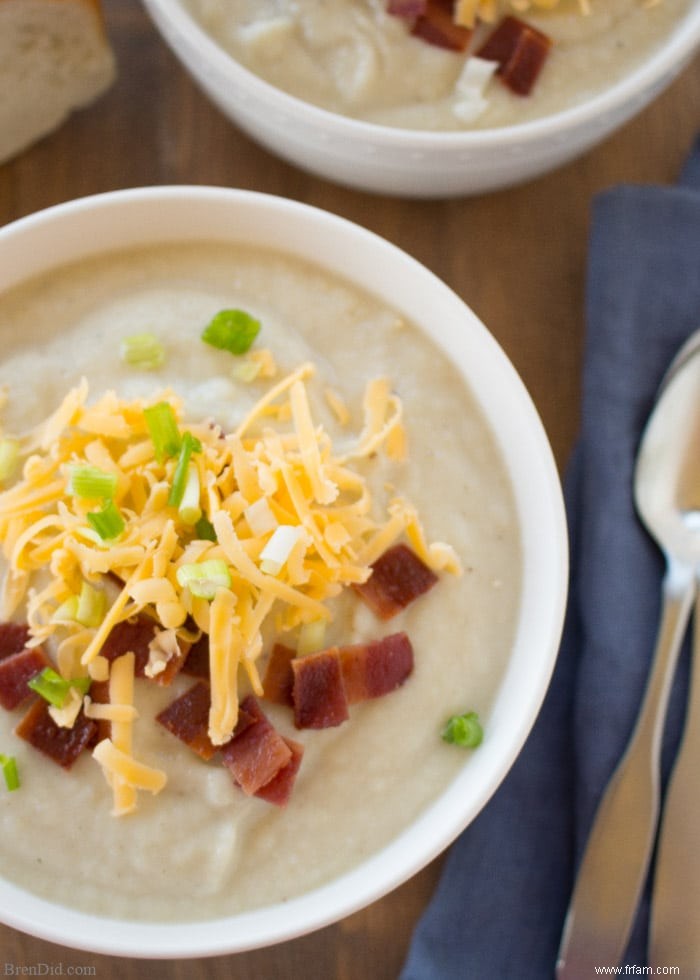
[141,0,700,196]
[0,187,568,955]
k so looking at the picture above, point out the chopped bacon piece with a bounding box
[156,681,217,761]
[101,617,156,677]
[412,0,473,51]
[0,646,50,711]
[254,737,304,807]
[0,622,30,661]
[147,631,191,686]
[502,29,551,95]
[181,634,210,679]
[16,698,97,769]
[291,648,349,730]
[262,642,296,707]
[339,632,414,704]
[477,16,552,95]
[354,543,438,620]
[231,704,257,739]
[221,696,293,795]
[100,617,189,686]
[387,0,427,17]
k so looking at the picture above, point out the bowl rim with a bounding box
[143,0,700,146]
[0,186,569,957]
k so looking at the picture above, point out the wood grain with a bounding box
[0,1,698,975]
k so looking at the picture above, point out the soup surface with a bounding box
[0,243,520,920]
[183,0,692,130]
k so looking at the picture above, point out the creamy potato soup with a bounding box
[183,0,692,130]
[0,243,520,920]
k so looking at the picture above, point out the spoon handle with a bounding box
[557,561,695,979]
[649,582,700,975]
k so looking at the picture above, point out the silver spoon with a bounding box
[557,332,700,978]
[649,340,700,975]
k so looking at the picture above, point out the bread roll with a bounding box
[0,0,116,164]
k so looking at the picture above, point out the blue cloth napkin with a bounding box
[400,136,700,980]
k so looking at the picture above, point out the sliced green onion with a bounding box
[441,711,483,749]
[75,527,111,550]
[52,595,79,623]
[244,497,278,537]
[87,499,125,541]
[178,463,202,525]
[168,431,202,509]
[0,754,19,792]
[231,358,261,383]
[297,619,326,657]
[201,309,261,355]
[144,401,181,463]
[28,667,70,708]
[68,464,117,500]
[259,525,303,576]
[76,580,106,628]
[176,559,231,600]
[194,516,217,542]
[28,667,90,709]
[120,332,165,370]
[69,676,91,696]
[0,438,20,483]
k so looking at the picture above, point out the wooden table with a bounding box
[0,2,698,976]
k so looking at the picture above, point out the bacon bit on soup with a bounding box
[156,681,218,761]
[145,627,192,684]
[292,648,349,730]
[0,645,50,711]
[262,642,296,707]
[353,543,438,620]
[477,15,552,95]
[387,0,427,16]
[100,615,191,686]
[412,0,474,51]
[0,622,30,661]
[16,698,97,769]
[157,683,302,807]
[181,633,211,680]
[221,695,294,796]
[100,617,158,678]
[339,632,414,703]
[264,632,414,730]
[387,0,472,49]
[254,737,303,807]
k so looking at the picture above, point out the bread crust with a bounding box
[0,0,116,164]
[0,0,108,30]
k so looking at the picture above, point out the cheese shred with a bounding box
[0,364,462,812]
[453,0,640,26]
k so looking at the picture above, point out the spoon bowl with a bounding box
[635,342,700,566]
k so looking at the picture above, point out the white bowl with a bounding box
[0,186,567,956]
[141,0,700,197]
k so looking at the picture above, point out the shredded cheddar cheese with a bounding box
[454,0,659,26]
[208,587,241,745]
[0,363,462,811]
[92,740,167,797]
[89,651,166,816]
